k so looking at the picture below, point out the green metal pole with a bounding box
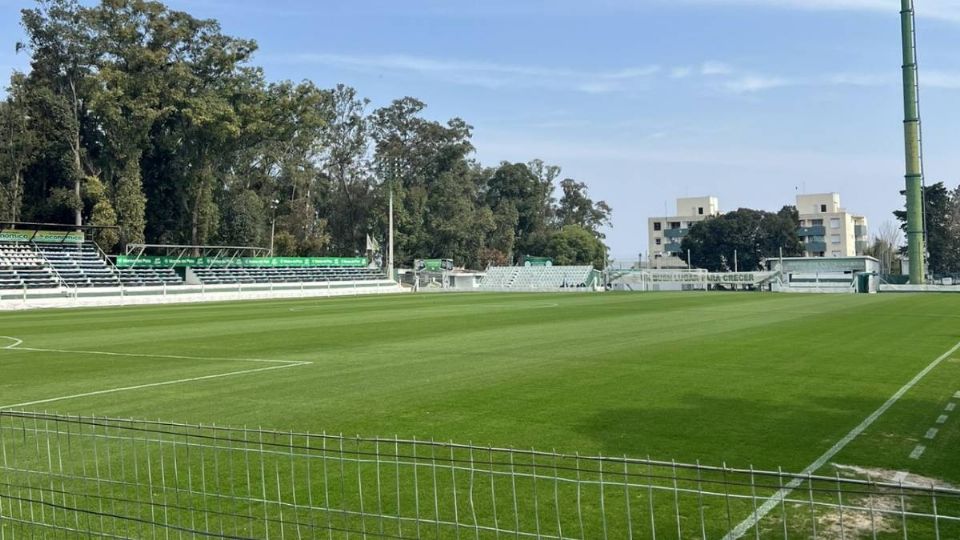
[901,0,926,284]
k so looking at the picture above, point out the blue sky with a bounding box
[1,0,959,260]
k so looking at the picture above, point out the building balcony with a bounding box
[663,228,687,239]
[797,226,826,237]
[804,241,827,253]
[664,242,683,253]
[855,225,867,237]
[856,241,868,254]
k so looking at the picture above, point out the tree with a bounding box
[0,74,38,222]
[681,207,803,272]
[949,185,960,272]
[895,182,960,274]
[3,0,613,269]
[220,189,265,247]
[864,221,903,275]
[83,176,119,251]
[485,162,555,260]
[556,178,612,237]
[545,225,605,268]
[318,85,373,256]
[19,0,100,227]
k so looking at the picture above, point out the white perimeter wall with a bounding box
[0,280,405,311]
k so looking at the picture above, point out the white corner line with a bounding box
[0,336,23,349]
[0,361,311,411]
[722,340,960,540]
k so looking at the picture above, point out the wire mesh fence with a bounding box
[0,410,958,539]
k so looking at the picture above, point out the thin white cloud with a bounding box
[701,61,734,76]
[924,70,960,89]
[279,51,958,96]
[283,53,660,94]
[669,0,960,23]
[722,75,790,93]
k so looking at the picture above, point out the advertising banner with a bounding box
[0,229,84,243]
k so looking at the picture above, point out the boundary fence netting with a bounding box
[1,410,958,539]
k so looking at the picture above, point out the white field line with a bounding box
[722,339,960,540]
[0,361,311,410]
[909,445,926,460]
[0,336,295,364]
[0,335,313,410]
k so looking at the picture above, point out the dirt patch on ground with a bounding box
[804,464,956,539]
[832,463,955,489]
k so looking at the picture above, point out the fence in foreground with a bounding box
[1,410,958,539]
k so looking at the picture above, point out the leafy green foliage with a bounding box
[682,206,803,271]
[4,0,611,267]
[545,225,605,267]
[895,181,960,273]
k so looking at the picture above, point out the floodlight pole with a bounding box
[268,199,279,256]
[901,0,926,284]
[734,249,738,273]
[388,186,394,281]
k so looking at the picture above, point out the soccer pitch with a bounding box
[2,292,959,537]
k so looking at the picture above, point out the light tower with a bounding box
[900,0,926,284]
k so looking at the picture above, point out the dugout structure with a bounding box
[766,256,880,294]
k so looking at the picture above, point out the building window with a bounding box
[831,251,841,257]
[830,218,840,229]
[670,222,681,229]
[831,235,841,244]
[812,219,823,226]
[698,207,704,215]
[655,238,661,246]
[820,204,827,212]
[653,222,661,231]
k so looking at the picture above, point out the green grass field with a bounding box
[2,292,960,538]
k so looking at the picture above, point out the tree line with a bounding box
[0,0,611,269]
[891,181,960,276]
[676,184,960,275]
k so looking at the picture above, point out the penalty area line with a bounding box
[721,339,960,540]
[0,361,312,411]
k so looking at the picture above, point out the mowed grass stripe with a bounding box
[0,292,957,484]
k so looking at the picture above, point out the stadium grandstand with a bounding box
[0,224,401,309]
[478,265,600,291]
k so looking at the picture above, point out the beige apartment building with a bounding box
[646,193,868,262]
[795,193,868,257]
[647,196,720,261]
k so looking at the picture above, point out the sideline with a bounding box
[722,339,960,539]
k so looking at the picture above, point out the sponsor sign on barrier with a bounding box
[115,255,368,268]
[0,229,85,243]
